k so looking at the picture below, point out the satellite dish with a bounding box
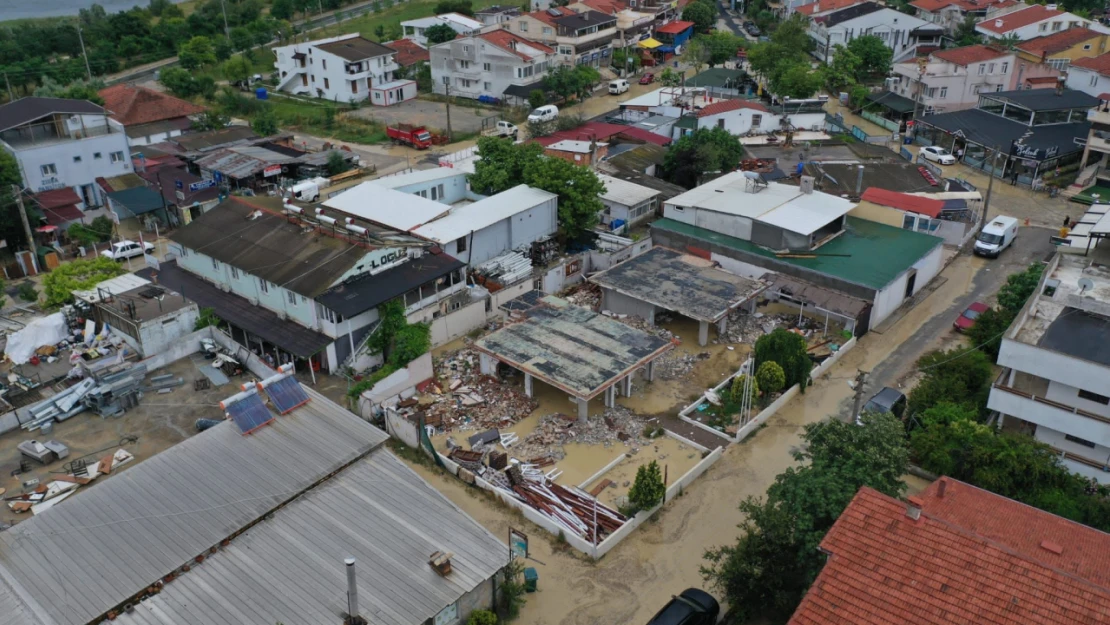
[1079,277,1095,293]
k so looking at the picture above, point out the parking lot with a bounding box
[347,97,498,135]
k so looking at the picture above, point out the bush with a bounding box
[627,460,666,513]
[729,373,759,405]
[467,610,498,625]
[42,257,127,308]
[755,361,786,396]
[347,364,399,399]
[496,560,527,621]
[17,282,38,303]
[754,329,811,392]
[528,89,546,109]
[194,307,220,330]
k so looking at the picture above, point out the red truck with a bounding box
[386,124,434,149]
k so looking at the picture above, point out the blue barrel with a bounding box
[255,87,268,100]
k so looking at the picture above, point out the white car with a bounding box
[921,146,957,165]
[527,104,559,123]
[101,240,155,261]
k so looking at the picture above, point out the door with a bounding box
[904,270,917,299]
[80,184,97,208]
[301,74,308,87]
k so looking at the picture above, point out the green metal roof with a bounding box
[685,68,747,89]
[107,186,165,216]
[652,216,943,290]
[674,115,698,130]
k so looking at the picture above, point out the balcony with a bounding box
[1088,105,1110,126]
[988,373,1110,448]
[1,118,118,149]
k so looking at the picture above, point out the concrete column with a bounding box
[996,413,1006,430]
[479,353,496,376]
[647,360,655,382]
[1007,368,1016,387]
[717,317,727,337]
[697,320,709,346]
[577,396,589,423]
[624,375,633,397]
[604,386,614,408]
[524,373,534,398]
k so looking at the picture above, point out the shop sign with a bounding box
[263,164,282,177]
[1013,143,1058,160]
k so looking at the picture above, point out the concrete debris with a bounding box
[725,310,781,344]
[510,405,652,461]
[564,282,601,310]
[415,347,538,434]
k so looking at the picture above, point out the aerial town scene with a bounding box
[0,0,1107,622]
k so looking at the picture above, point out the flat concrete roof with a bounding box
[472,296,673,399]
[590,246,766,322]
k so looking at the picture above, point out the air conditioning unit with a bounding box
[248,297,259,306]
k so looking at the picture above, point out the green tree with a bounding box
[966,305,1012,360]
[611,47,641,74]
[544,65,581,102]
[153,17,192,52]
[213,37,234,62]
[194,307,220,330]
[627,460,666,512]
[755,361,786,396]
[661,126,744,189]
[250,104,279,135]
[435,0,475,15]
[821,45,861,93]
[424,23,459,46]
[33,77,106,104]
[469,136,545,195]
[191,110,230,131]
[753,328,810,392]
[953,14,982,46]
[730,373,759,405]
[160,66,200,97]
[997,32,1022,50]
[528,89,546,110]
[179,36,217,70]
[572,64,600,99]
[774,63,823,99]
[230,26,255,52]
[524,155,605,240]
[997,262,1044,315]
[684,38,710,76]
[42,257,127,308]
[682,2,715,33]
[326,150,350,175]
[906,347,993,419]
[658,67,682,87]
[466,609,498,625]
[702,31,745,66]
[845,35,893,78]
[222,55,254,85]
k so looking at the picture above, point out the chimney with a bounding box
[344,557,367,625]
[429,550,455,576]
[937,477,948,498]
[854,165,864,194]
[906,496,924,521]
[994,18,1003,27]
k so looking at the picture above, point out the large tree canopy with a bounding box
[661,127,744,189]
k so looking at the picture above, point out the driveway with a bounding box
[347,98,497,135]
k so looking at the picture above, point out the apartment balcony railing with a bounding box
[1,119,116,149]
[990,382,1110,426]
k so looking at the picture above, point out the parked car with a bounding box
[855,387,907,425]
[639,73,655,84]
[921,146,957,165]
[974,215,1018,258]
[744,22,760,36]
[101,240,155,261]
[528,104,559,123]
[609,79,630,95]
[954,301,988,332]
[646,589,720,625]
[483,120,519,139]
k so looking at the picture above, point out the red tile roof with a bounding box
[383,38,430,66]
[531,121,670,147]
[977,4,1062,34]
[1071,51,1110,76]
[788,483,1110,625]
[931,44,1009,66]
[796,0,862,16]
[580,0,624,14]
[909,0,1015,13]
[527,6,575,26]
[695,98,770,117]
[656,20,695,34]
[860,187,944,218]
[43,203,85,226]
[478,30,554,59]
[98,84,205,127]
[1016,27,1102,57]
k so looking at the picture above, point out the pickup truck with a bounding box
[483,121,519,139]
[386,124,434,149]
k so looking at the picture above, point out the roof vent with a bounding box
[429,550,454,576]
[906,496,924,521]
[1040,539,1064,555]
[995,18,1003,27]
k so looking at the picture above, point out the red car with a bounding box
[954,302,988,332]
[639,73,655,85]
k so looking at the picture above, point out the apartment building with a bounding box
[431,30,555,100]
[1065,52,1110,98]
[908,0,1017,35]
[1016,27,1110,71]
[976,4,1109,41]
[808,2,942,64]
[987,249,1110,482]
[475,5,522,25]
[401,12,483,47]
[570,0,655,54]
[0,97,132,209]
[508,7,618,67]
[97,84,205,147]
[1073,90,1110,191]
[272,34,415,106]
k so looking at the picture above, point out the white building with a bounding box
[0,97,133,209]
[1065,52,1110,98]
[272,34,415,106]
[430,30,555,100]
[597,173,661,230]
[975,4,1109,41]
[672,99,827,139]
[987,247,1110,483]
[809,2,943,64]
[909,0,1016,36]
[401,12,483,47]
[893,45,1021,114]
[475,5,522,26]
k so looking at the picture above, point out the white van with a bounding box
[608,79,629,95]
[528,104,559,123]
[974,216,1018,257]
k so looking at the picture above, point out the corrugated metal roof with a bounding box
[412,185,557,244]
[373,167,467,189]
[597,174,660,207]
[117,450,508,625]
[0,386,388,625]
[323,182,450,231]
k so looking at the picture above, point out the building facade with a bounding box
[892,45,1048,114]
[975,4,1109,41]
[1065,53,1110,98]
[1015,27,1110,72]
[808,3,942,64]
[0,97,133,209]
[272,34,414,106]
[401,12,483,47]
[431,30,555,99]
[507,7,618,67]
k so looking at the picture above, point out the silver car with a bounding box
[921,146,957,165]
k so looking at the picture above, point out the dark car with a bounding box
[647,589,720,625]
[954,301,988,332]
[745,23,761,36]
[640,72,656,84]
[855,387,907,425]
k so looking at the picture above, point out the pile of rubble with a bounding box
[564,282,601,310]
[508,405,653,462]
[419,347,538,433]
[724,310,782,344]
[653,350,708,380]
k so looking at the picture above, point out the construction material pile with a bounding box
[724,310,781,343]
[564,282,601,310]
[510,405,651,461]
[511,479,626,543]
[419,348,538,432]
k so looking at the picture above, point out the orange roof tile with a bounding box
[695,99,769,117]
[527,6,575,26]
[656,20,695,33]
[383,38,430,66]
[909,0,1015,13]
[788,481,1110,625]
[978,4,1063,34]
[478,30,554,59]
[1071,51,1110,76]
[931,44,1009,66]
[860,188,944,218]
[796,0,863,16]
[1016,27,1102,57]
[98,84,205,127]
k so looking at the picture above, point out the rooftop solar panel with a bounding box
[226,391,274,435]
[264,375,310,414]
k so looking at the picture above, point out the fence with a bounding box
[861,110,900,133]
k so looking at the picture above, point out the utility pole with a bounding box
[12,185,37,274]
[220,0,231,41]
[76,24,92,81]
[3,73,12,101]
[981,144,1000,231]
[444,83,453,140]
[850,369,869,422]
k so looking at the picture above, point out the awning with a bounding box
[658,45,675,53]
[639,38,663,49]
[108,186,166,216]
[42,204,85,226]
[317,252,466,318]
[503,79,548,99]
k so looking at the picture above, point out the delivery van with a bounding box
[608,79,629,95]
[974,216,1018,257]
[528,104,559,123]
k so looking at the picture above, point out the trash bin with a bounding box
[524,567,538,593]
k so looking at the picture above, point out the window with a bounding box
[459,60,471,69]
[483,62,491,71]
[322,59,326,69]
[752,113,762,128]
[212,258,220,270]
[463,45,470,53]
[1052,21,1062,31]
[442,75,450,84]
[1092,74,1100,87]
[438,183,444,198]
[259,278,269,293]
[996,84,1003,91]
[519,21,528,31]
[456,235,468,253]
[230,266,239,279]
[1039,23,1048,31]
[430,185,438,201]
[1078,389,1110,405]
[903,214,916,230]
[324,77,330,89]
[40,163,57,176]
[110,151,125,163]
[287,291,297,305]
[434,602,458,625]
[972,84,982,94]
[978,63,985,75]
[543,26,553,34]
[94,152,102,159]
[1065,434,1097,448]
[988,63,995,73]
[939,86,947,99]
[484,81,492,90]
[73,155,81,163]
[351,80,358,93]
[1001,62,1009,73]
[717,118,725,129]
[1084,43,1093,50]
